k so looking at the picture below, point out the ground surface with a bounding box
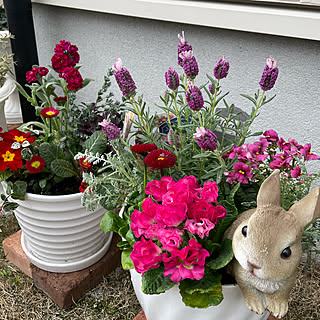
[0,214,319,320]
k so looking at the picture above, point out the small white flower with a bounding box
[11,142,21,149]
[22,140,30,148]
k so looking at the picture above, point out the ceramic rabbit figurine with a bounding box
[225,169,320,318]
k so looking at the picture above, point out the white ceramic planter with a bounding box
[12,191,112,273]
[130,269,270,320]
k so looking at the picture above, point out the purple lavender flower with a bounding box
[180,50,199,80]
[186,82,204,111]
[112,58,136,97]
[177,31,193,66]
[165,67,180,90]
[193,127,217,152]
[259,56,279,91]
[99,120,120,139]
[213,56,229,80]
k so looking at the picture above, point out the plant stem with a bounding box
[173,91,185,149]
[238,91,265,145]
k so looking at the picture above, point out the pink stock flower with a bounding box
[38,67,49,76]
[130,237,163,275]
[51,52,73,73]
[26,67,38,83]
[163,239,209,282]
[155,203,188,227]
[60,67,83,91]
[130,197,159,238]
[145,176,174,202]
[200,181,219,203]
[157,228,184,251]
[184,218,216,239]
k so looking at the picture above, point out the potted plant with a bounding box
[76,32,320,319]
[0,40,124,273]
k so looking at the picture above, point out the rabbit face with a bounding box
[233,207,302,282]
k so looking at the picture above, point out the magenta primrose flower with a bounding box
[301,143,320,161]
[259,56,279,91]
[263,129,279,142]
[291,165,302,178]
[130,175,226,282]
[213,56,230,80]
[112,58,136,97]
[225,162,253,184]
[163,239,210,282]
[130,237,163,275]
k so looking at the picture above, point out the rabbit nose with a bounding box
[247,261,261,270]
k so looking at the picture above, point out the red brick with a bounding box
[133,310,146,320]
[2,231,121,308]
[2,230,32,277]
[31,234,121,308]
[133,310,280,320]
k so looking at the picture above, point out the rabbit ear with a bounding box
[289,187,320,228]
[257,169,281,208]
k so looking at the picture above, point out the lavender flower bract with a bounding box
[113,58,136,97]
[99,120,120,139]
[193,127,217,152]
[165,67,180,90]
[177,31,193,66]
[259,56,279,91]
[180,50,199,80]
[186,83,204,111]
[213,56,229,80]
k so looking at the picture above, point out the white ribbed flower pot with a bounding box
[130,269,270,320]
[13,191,112,273]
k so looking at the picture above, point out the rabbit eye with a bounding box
[281,247,291,259]
[242,226,248,237]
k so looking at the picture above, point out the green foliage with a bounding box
[141,267,176,294]
[0,171,13,182]
[11,181,27,200]
[179,270,223,308]
[39,143,64,166]
[50,159,78,178]
[207,239,234,270]
[84,131,107,155]
[100,211,128,238]
[121,250,134,270]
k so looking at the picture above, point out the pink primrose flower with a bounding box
[163,176,200,205]
[222,145,238,159]
[200,180,219,203]
[254,137,269,153]
[263,129,279,142]
[277,137,290,151]
[163,239,209,282]
[145,176,175,202]
[157,228,184,251]
[130,237,163,275]
[184,218,216,239]
[155,202,188,227]
[130,198,160,238]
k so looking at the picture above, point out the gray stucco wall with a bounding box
[32,3,320,175]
